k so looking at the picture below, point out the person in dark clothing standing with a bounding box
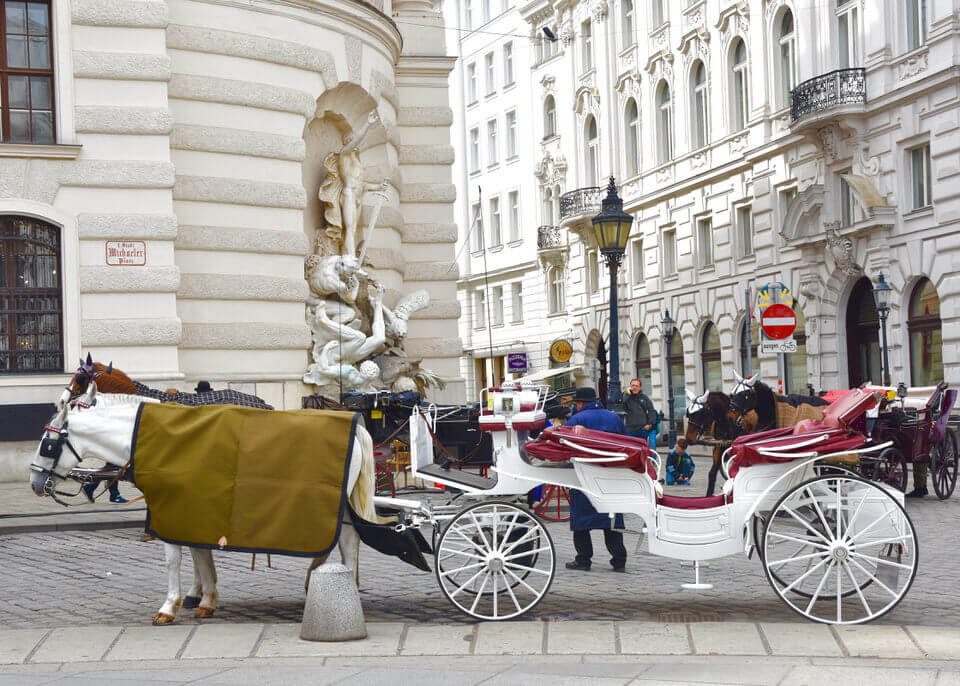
[623,378,658,448]
[563,387,628,572]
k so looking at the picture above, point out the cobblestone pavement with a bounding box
[1,478,957,630]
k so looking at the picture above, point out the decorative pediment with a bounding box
[535,151,567,185]
[615,70,642,101]
[781,184,824,241]
[574,84,600,117]
[678,28,710,67]
[540,74,556,92]
[591,0,608,22]
[716,1,749,33]
[644,48,674,82]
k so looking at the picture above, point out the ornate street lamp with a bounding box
[874,272,892,386]
[592,176,634,413]
[661,309,676,446]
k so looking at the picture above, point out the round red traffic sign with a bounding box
[760,304,797,340]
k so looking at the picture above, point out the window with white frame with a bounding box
[652,0,665,26]
[482,0,491,23]
[906,0,927,51]
[779,187,797,228]
[548,266,565,314]
[484,52,495,94]
[777,10,797,110]
[585,115,600,185]
[837,0,861,68]
[839,171,855,226]
[622,0,635,48]
[541,188,555,225]
[691,61,708,149]
[696,217,713,268]
[543,95,557,138]
[469,126,480,171]
[511,282,523,323]
[492,285,504,326]
[581,19,593,72]
[631,239,644,283]
[467,62,478,102]
[503,42,514,85]
[736,205,753,257]
[487,119,499,166]
[586,249,600,294]
[508,190,520,241]
[472,201,484,250]
[465,0,473,30]
[730,39,749,131]
[656,81,673,164]
[505,109,517,158]
[911,144,932,209]
[625,99,639,176]
[1,0,55,143]
[474,289,486,328]
[662,228,677,276]
[489,196,501,245]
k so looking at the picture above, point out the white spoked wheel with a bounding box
[435,501,555,621]
[762,475,918,624]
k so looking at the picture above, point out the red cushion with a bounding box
[657,493,730,510]
[525,425,657,479]
[479,418,547,432]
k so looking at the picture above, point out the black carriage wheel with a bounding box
[931,430,959,500]
[872,447,908,492]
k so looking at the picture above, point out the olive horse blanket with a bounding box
[132,403,358,558]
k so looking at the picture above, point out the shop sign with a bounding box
[549,339,573,364]
[105,241,146,266]
[507,352,528,374]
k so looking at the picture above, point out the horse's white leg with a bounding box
[193,548,218,618]
[154,543,182,625]
[338,523,361,586]
[184,548,203,608]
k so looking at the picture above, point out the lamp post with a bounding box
[874,272,892,386]
[591,176,634,414]
[661,310,676,446]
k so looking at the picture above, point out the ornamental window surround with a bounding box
[730,39,749,131]
[691,61,708,149]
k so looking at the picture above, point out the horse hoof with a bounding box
[195,606,216,618]
[152,613,175,625]
[182,595,200,609]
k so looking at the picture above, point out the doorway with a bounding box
[846,276,881,387]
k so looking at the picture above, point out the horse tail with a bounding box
[348,423,392,525]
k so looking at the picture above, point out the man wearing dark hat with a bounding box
[563,387,628,572]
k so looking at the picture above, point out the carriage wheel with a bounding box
[374,463,395,497]
[931,431,959,500]
[532,485,570,522]
[435,502,555,621]
[868,447,908,492]
[762,475,918,624]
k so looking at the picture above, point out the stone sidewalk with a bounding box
[0,482,145,534]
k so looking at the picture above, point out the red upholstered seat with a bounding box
[524,425,657,479]
[657,493,730,510]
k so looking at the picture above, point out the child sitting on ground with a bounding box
[665,437,695,485]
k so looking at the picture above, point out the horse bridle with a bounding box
[685,398,711,441]
[29,421,88,505]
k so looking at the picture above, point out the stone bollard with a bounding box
[300,563,367,642]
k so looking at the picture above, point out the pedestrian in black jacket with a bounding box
[623,379,658,448]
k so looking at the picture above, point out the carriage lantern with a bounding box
[873,272,892,386]
[592,177,634,414]
[661,310,676,446]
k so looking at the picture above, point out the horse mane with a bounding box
[72,362,138,395]
[706,392,739,440]
[754,382,778,430]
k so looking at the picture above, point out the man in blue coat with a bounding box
[564,387,628,572]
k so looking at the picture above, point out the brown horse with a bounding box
[684,390,759,496]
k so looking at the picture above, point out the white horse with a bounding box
[30,383,376,625]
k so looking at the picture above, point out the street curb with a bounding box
[0,518,145,535]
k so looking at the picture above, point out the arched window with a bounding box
[730,39,749,131]
[584,115,600,185]
[1,216,63,372]
[656,80,672,163]
[909,278,943,385]
[701,323,722,391]
[624,99,639,176]
[846,276,881,387]
[543,95,556,138]
[777,10,797,109]
[634,333,651,394]
[547,265,565,314]
[739,318,759,375]
[691,61,708,149]
[785,308,809,393]
[541,187,554,225]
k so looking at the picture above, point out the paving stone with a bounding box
[29,625,121,663]
[689,622,766,655]
[835,625,923,658]
[780,665,938,686]
[547,620,616,654]
[760,622,842,657]
[474,621,543,655]
[639,661,791,685]
[0,629,46,664]
[188,663,371,686]
[104,625,193,661]
[256,622,402,657]
[401,623,475,655]
[618,622,690,655]
[907,625,960,659]
[180,623,263,659]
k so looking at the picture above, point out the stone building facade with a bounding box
[0,0,463,479]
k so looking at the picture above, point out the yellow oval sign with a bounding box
[550,339,573,364]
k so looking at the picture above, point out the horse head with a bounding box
[59,357,136,408]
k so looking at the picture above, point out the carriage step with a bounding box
[680,561,714,590]
[416,464,498,491]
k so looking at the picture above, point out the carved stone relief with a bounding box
[825,225,861,277]
[898,50,928,80]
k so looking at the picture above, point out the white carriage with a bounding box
[374,383,919,625]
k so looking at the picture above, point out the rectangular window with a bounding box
[508,190,520,241]
[736,206,753,257]
[779,187,797,233]
[469,127,480,171]
[838,3,861,68]
[465,0,472,30]
[472,201,484,250]
[697,218,713,268]
[907,0,927,51]
[581,20,593,72]
[911,144,932,209]
[467,62,478,102]
[492,285,504,326]
[839,172,855,226]
[662,229,676,276]
[511,282,522,323]
[482,0,490,23]
[587,250,599,294]
[653,0,665,26]
[503,42,514,85]
[622,0,634,48]
[1,0,55,143]
[632,239,644,283]
[548,266,564,314]
[484,52,495,94]
[505,109,517,158]
[487,119,498,166]
[489,196,501,246]
[474,290,486,329]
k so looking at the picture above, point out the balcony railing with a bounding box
[559,186,602,221]
[537,225,562,249]
[790,68,866,122]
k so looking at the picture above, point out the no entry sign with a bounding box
[760,303,797,340]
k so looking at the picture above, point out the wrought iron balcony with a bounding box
[537,225,562,249]
[791,68,866,122]
[559,186,602,221]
